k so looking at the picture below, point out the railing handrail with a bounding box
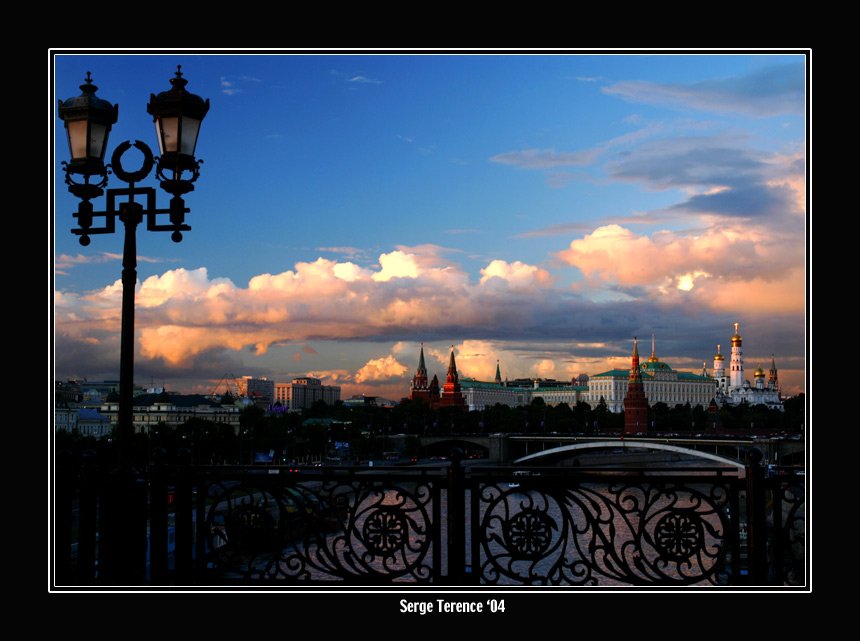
[54,448,805,588]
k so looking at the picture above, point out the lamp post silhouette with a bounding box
[59,67,209,583]
[59,67,209,470]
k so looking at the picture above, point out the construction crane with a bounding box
[209,373,240,399]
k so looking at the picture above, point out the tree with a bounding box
[783,394,805,434]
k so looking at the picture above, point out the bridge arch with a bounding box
[514,440,744,469]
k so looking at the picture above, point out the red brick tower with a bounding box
[437,346,466,410]
[624,336,649,434]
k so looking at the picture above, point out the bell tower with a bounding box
[729,323,744,389]
[713,344,726,389]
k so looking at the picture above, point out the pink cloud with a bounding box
[57,251,559,369]
[556,224,804,313]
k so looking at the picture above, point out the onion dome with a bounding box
[731,322,742,347]
[754,364,765,378]
[714,344,724,361]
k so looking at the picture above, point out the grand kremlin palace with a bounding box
[456,339,715,413]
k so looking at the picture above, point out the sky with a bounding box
[52,51,809,403]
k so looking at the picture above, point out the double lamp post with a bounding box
[58,67,210,470]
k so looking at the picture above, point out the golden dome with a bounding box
[731,322,742,346]
[754,364,765,378]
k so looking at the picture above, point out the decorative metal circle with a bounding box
[504,508,554,559]
[362,506,406,556]
[654,512,703,562]
[111,140,154,184]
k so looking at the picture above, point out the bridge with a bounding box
[391,433,805,468]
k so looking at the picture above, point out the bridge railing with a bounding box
[54,448,805,587]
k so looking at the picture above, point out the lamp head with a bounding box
[147,66,209,177]
[58,72,118,179]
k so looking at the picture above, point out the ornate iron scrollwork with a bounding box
[772,480,806,585]
[504,508,554,559]
[201,477,437,582]
[478,479,732,585]
[653,510,704,562]
[362,506,408,555]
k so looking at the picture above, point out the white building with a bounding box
[236,376,275,405]
[457,363,586,411]
[97,393,242,434]
[274,377,341,410]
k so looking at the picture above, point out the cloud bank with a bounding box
[54,59,807,399]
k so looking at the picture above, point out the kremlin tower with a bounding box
[410,344,438,405]
[623,337,649,434]
[768,356,779,390]
[409,344,464,410]
[437,346,467,410]
[411,344,428,390]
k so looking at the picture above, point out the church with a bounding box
[712,323,783,411]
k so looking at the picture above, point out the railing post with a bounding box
[98,462,147,585]
[56,450,75,585]
[77,450,99,585]
[447,448,466,583]
[745,447,768,584]
[174,448,194,584]
[149,448,169,584]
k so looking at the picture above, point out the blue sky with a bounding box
[52,51,808,401]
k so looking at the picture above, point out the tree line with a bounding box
[56,393,804,468]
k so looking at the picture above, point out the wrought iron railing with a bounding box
[53,448,805,587]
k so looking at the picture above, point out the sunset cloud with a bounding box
[355,355,409,383]
[480,260,555,291]
[55,251,565,370]
[556,224,805,314]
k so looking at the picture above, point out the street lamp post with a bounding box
[58,67,209,584]
[59,67,209,470]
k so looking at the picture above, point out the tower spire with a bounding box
[768,354,779,391]
[647,333,659,362]
[409,342,430,402]
[630,336,641,380]
[439,345,465,410]
[624,336,648,434]
[447,345,457,383]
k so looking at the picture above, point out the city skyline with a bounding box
[52,51,809,402]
